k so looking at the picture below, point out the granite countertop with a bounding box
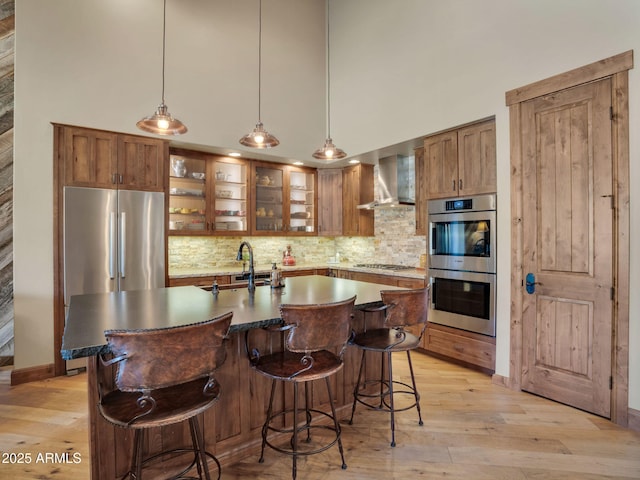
[169,262,426,280]
[61,276,406,360]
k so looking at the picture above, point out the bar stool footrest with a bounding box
[353,379,420,413]
[126,447,221,480]
[263,408,342,458]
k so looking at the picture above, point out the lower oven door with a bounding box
[428,269,496,337]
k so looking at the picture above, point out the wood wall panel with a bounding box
[0,0,13,366]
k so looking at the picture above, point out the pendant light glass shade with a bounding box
[239,0,279,148]
[136,0,187,136]
[312,137,346,160]
[313,0,346,160]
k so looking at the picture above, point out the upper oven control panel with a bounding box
[445,198,473,211]
[429,193,496,215]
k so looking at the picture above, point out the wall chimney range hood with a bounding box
[357,154,415,209]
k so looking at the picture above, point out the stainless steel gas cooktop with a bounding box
[354,263,414,271]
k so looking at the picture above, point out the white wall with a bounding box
[329,0,640,410]
[14,0,640,410]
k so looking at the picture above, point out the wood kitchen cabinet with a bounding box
[168,148,249,235]
[422,322,496,373]
[414,146,427,235]
[329,268,425,288]
[168,275,231,289]
[423,119,496,200]
[58,125,167,192]
[342,163,374,236]
[317,168,343,236]
[251,162,317,235]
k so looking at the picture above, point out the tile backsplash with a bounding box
[169,206,427,269]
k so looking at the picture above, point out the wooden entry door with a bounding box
[520,78,614,417]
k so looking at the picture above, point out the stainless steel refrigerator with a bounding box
[63,186,165,371]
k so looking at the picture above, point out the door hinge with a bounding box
[610,106,614,120]
[601,194,614,209]
[610,286,615,300]
[610,376,613,390]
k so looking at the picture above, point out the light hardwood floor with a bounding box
[1,353,639,479]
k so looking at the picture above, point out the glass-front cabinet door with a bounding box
[169,149,249,235]
[253,163,284,233]
[168,153,207,233]
[210,157,249,234]
[251,162,317,235]
[288,167,316,234]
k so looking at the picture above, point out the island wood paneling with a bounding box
[87,307,383,479]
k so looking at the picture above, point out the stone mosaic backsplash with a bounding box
[169,206,427,269]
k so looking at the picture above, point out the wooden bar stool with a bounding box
[247,296,356,480]
[348,287,429,447]
[98,311,233,480]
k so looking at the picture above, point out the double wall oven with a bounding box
[428,194,496,336]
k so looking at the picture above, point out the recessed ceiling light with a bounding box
[348,159,360,164]
[293,161,304,166]
[229,152,241,157]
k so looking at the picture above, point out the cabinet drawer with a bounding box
[424,323,495,371]
[397,278,425,289]
[282,269,316,278]
[169,275,230,288]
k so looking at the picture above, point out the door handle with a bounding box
[109,212,116,279]
[120,212,126,278]
[525,273,540,294]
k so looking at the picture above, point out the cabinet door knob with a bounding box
[459,178,463,190]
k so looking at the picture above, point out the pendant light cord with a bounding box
[161,0,167,105]
[326,0,331,138]
[258,0,262,122]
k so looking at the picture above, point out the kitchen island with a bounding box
[62,275,403,480]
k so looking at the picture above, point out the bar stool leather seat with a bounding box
[349,287,430,447]
[248,296,356,480]
[99,311,233,480]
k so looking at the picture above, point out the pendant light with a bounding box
[239,0,279,148]
[136,0,187,136]
[313,0,346,160]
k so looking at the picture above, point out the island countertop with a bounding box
[61,275,404,360]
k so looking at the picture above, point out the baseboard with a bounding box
[628,407,640,432]
[491,373,512,388]
[10,363,55,385]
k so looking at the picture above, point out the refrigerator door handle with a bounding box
[120,212,126,278]
[109,212,117,279]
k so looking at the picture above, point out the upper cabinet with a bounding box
[342,163,374,236]
[210,157,249,234]
[288,166,317,235]
[423,119,496,200]
[168,148,249,235]
[118,134,167,191]
[457,120,497,196]
[58,125,167,192]
[414,146,427,235]
[168,149,317,236]
[317,168,343,236]
[253,162,285,234]
[251,162,317,235]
